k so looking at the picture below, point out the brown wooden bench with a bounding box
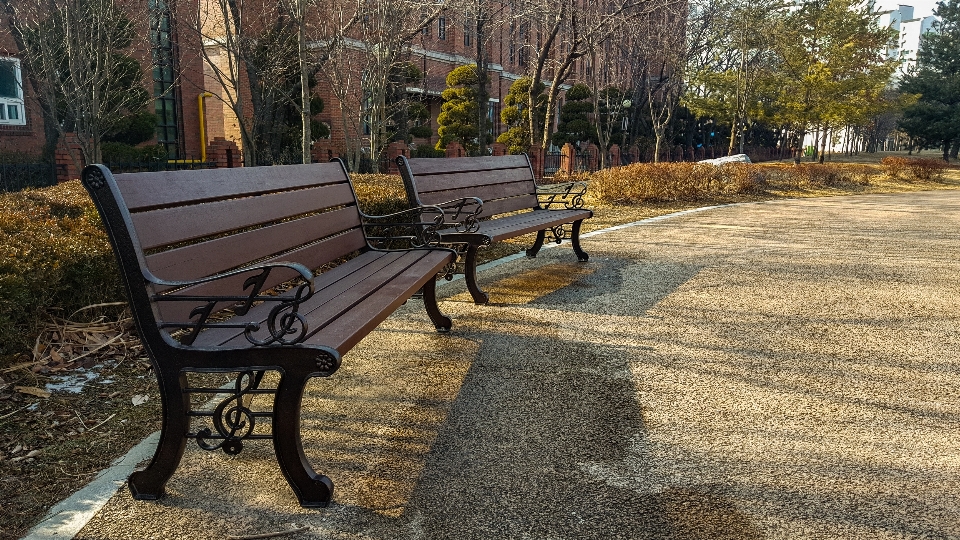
[80,160,468,508]
[397,154,593,304]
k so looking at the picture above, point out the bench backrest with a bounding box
[398,155,539,218]
[81,161,368,342]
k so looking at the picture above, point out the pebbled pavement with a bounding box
[68,191,960,539]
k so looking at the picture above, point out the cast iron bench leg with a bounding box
[421,275,452,331]
[273,367,334,508]
[571,219,589,262]
[465,244,490,305]
[128,370,189,500]
[525,230,546,258]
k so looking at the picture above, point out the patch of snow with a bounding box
[45,369,100,394]
[698,153,752,165]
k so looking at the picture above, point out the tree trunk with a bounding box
[296,0,311,164]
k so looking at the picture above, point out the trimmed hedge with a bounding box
[0,181,123,360]
[0,174,410,365]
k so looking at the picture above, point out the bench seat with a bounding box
[191,248,453,354]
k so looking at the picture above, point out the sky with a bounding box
[875,0,940,18]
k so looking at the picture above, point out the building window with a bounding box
[151,0,181,159]
[422,14,432,37]
[464,23,472,47]
[0,57,25,126]
[438,17,446,40]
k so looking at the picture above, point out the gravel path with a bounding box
[74,191,960,540]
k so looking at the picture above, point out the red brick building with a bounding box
[0,1,210,170]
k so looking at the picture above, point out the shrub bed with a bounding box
[589,162,769,204]
[0,174,410,366]
[0,181,123,362]
[880,156,949,182]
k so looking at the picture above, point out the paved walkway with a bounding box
[58,191,960,539]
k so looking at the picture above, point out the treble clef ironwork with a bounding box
[196,370,264,455]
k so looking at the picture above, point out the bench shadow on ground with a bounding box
[76,253,763,539]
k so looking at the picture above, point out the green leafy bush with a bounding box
[0,181,123,362]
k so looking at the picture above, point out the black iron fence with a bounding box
[0,162,57,192]
[102,159,215,174]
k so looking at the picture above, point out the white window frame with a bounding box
[0,57,26,126]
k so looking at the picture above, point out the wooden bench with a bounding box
[397,154,593,304]
[80,160,467,508]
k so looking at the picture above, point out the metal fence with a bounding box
[103,159,215,174]
[0,162,58,192]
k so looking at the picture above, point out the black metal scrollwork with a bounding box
[550,225,569,244]
[538,182,587,210]
[244,282,312,346]
[196,371,264,455]
[413,210,445,248]
[181,301,217,346]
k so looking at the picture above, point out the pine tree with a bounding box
[552,83,595,147]
[497,77,545,154]
[437,65,480,154]
[899,0,960,160]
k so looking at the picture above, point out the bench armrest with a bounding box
[425,196,484,232]
[145,262,316,347]
[536,181,588,210]
[360,201,482,249]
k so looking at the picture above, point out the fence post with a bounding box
[54,132,85,183]
[609,144,621,168]
[561,143,576,175]
[445,141,465,158]
[491,142,507,156]
[207,137,242,168]
[386,141,409,173]
[527,146,545,180]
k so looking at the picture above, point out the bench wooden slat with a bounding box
[303,250,453,354]
[154,229,368,323]
[472,194,540,217]
[475,209,593,242]
[115,162,351,210]
[189,249,406,347]
[133,183,357,249]
[411,167,533,194]
[145,206,361,282]
[417,180,534,208]
[405,155,530,175]
[209,249,448,352]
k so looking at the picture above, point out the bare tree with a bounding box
[1,0,154,164]
[517,0,666,150]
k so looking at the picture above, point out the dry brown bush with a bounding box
[881,156,947,182]
[589,162,769,204]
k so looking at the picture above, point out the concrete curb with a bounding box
[21,432,160,540]
[19,203,731,539]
